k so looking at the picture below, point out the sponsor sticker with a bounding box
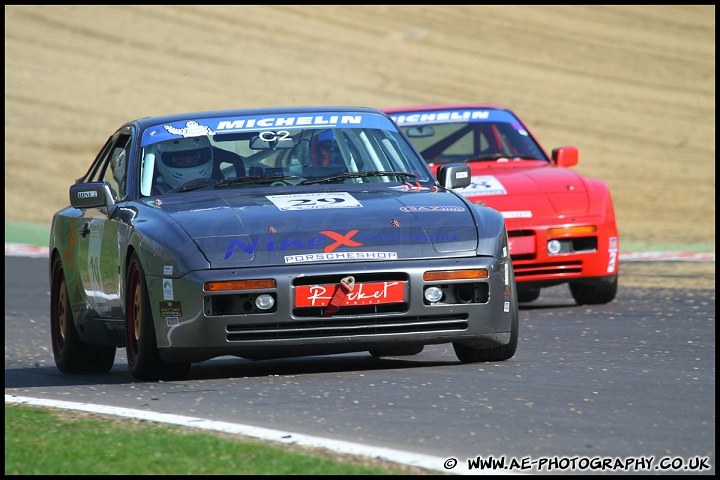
[456,175,507,196]
[609,236,618,252]
[159,301,182,318]
[266,192,362,211]
[286,251,398,264]
[163,279,174,300]
[296,281,406,307]
[607,251,617,272]
[400,206,466,212]
[142,112,395,147]
[501,210,532,218]
[389,109,524,126]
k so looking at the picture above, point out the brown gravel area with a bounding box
[4,6,715,252]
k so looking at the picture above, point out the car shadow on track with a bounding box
[5,351,463,388]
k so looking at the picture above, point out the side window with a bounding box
[80,137,115,183]
[96,133,132,201]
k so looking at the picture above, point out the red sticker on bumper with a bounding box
[296,281,406,307]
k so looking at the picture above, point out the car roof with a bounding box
[128,106,387,129]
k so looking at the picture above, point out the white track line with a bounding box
[6,394,506,475]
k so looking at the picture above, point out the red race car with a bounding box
[385,105,619,305]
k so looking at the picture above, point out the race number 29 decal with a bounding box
[266,192,363,211]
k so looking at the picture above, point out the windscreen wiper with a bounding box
[177,180,222,192]
[300,171,417,185]
[215,175,301,187]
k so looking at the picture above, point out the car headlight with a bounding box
[547,239,562,254]
[424,286,443,303]
[255,294,275,310]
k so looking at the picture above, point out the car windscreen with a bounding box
[138,112,433,195]
[388,109,549,165]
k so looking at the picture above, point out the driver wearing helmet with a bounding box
[155,137,214,193]
[311,130,343,167]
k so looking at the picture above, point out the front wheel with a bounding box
[126,253,190,381]
[453,311,518,363]
[369,345,424,358]
[453,262,519,363]
[50,255,115,373]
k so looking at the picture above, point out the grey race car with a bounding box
[49,106,519,381]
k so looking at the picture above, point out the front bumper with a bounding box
[507,217,619,285]
[146,256,515,363]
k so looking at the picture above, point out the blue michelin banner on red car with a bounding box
[388,109,519,126]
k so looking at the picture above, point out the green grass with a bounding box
[4,404,429,475]
[4,220,52,247]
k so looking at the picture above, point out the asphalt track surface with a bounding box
[5,254,715,475]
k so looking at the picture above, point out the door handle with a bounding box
[79,223,90,238]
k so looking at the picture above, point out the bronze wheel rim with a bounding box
[127,265,141,358]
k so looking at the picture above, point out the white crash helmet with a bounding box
[156,136,213,188]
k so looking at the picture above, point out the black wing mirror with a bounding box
[436,163,471,189]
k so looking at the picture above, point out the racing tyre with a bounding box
[50,256,115,374]
[569,275,618,305]
[369,345,424,357]
[126,253,190,381]
[453,310,518,363]
[453,262,519,363]
[517,287,540,303]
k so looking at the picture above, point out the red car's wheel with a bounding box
[126,253,190,381]
[569,276,618,305]
[50,255,115,373]
[517,287,540,303]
